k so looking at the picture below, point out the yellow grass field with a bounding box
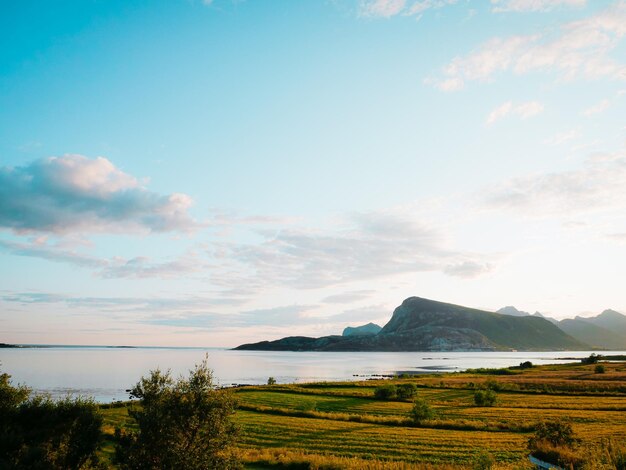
[101,360,626,469]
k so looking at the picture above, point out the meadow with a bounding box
[101,360,626,469]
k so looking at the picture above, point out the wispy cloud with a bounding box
[1,291,246,312]
[544,128,581,145]
[429,2,626,90]
[491,0,586,13]
[0,238,206,279]
[481,148,626,217]
[0,155,196,235]
[217,209,495,289]
[359,0,457,18]
[0,239,107,269]
[486,100,544,125]
[582,98,611,116]
[322,290,375,304]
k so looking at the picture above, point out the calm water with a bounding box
[1,347,623,403]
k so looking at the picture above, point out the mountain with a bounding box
[558,318,626,350]
[497,306,531,317]
[342,322,382,337]
[578,309,626,337]
[497,306,559,324]
[235,296,588,352]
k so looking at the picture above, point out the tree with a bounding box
[267,377,276,385]
[581,353,601,365]
[115,357,240,470]
[396,383,418,400]
[529,420,577,449]
[410,397,435,424]
[527,420,582,469]
[474,389,497,407]
[0,369,103,470]
[472,450,494,470]
[374,384,397,400]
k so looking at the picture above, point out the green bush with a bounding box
[528,421,582,469]
[473,389,497,407]
[595,364,605,374]
[472,450,494,470]
[267,377,277,385]
[396,383,417,400]
[484,378,502,391]
[0,370,103,470]
[115,357,240,470]
[374,384,397,400]
[410,397,435,424]
[529,420,577,448]
[581,353,602,364]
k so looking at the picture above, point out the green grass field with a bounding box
[101,360,626,469]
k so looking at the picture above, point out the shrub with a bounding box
[472,450,494,470]
[484,378,502,391]
[529,420,577,448]
[529,440,584,469]
[374,384,397,400]
[410,397,435,424]
[528,421,582,469]
[396,383,417,400]
[115,357,240,470]
[267,377,277,385]
[473,389,497,407]
[595,364,605,374]
[581,353,602,364]
[519,361,533,369]
[0,370,103,470]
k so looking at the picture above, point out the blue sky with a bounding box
[1,0,626,346]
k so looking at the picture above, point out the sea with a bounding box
[1,346,623,403]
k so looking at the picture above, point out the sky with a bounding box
[1,0,626,347]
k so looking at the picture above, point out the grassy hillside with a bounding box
[381,297,587,350]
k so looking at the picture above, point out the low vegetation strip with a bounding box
[237,403,534,433]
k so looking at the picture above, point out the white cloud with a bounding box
[430,2,626,90]
[359,0,406,17]
[491,0,586,13]
[486,101,513,125]
[0,155,196,235]
[359,0,457,18]
[544,128,580,145]
[516,101,544,118]
[486,100,544,125]
[582,98,611,116]
[405,0,458,15]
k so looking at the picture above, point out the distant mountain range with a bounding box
[498,306,626,350]
[235,296,595,352]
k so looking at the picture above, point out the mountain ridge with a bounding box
[235,296,589,352]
